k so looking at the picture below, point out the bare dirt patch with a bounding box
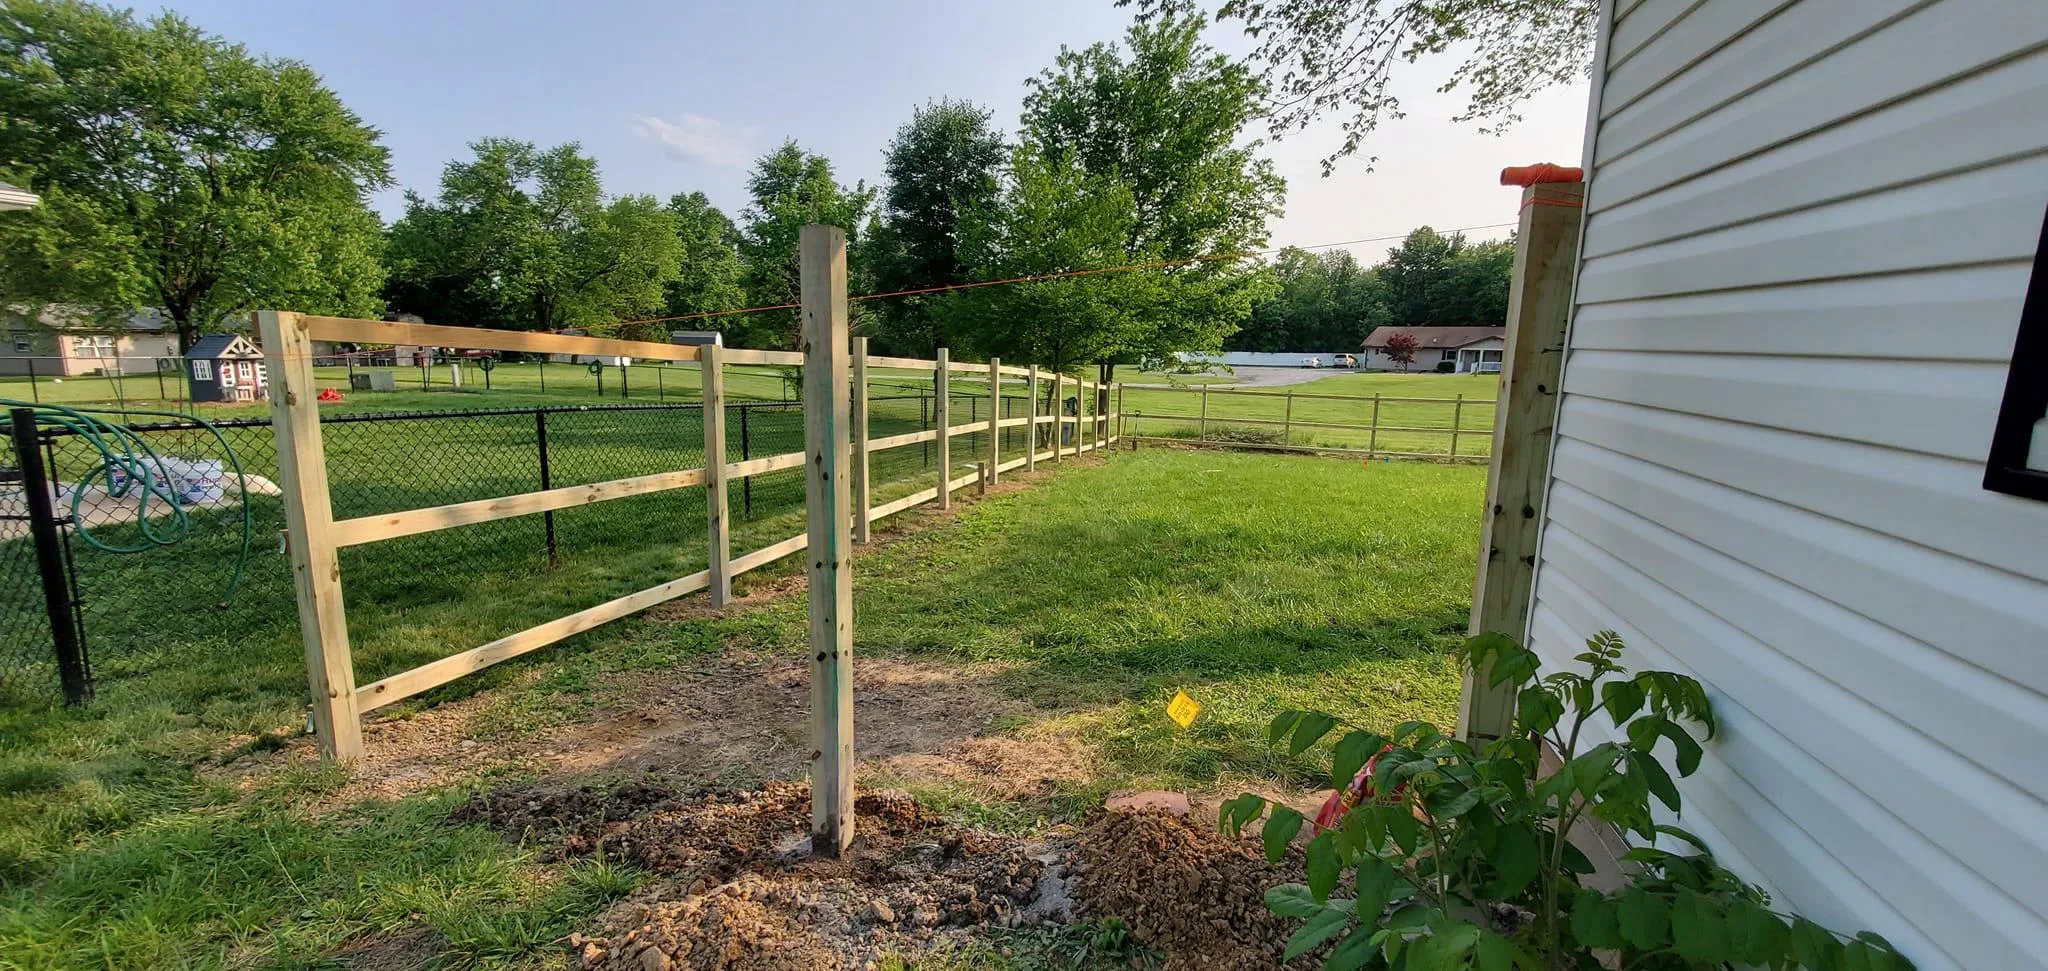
[1072,809,1314,970]
[458,780,1069,971]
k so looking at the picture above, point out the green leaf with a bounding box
[1355,854,1402,923]
[1670,889,1727,965]
[1264,806,1304,862]
[1383,803,1419,856]
[1658,719,1705,776]
[1474,930,1529,971]
[1571,891,1622,949]
[1290,712,1340,756]
[1601,678,1645,722]
[1791,917,1841,971]
[1306,832,1341,903]
[1616,887,1669,951]
[1486,823,1540,899]
[1517,686,1563,734]
[1725,899,1784,967]
[1332,731,1387,790]
[1631,749,1681,812]
[1270,711,1306,744]
[1218,793,1267,836]
[1285,907,1351,961]
[1320,923,1379,971]
[1842,939,1879,971]
[1266,883,1322,919]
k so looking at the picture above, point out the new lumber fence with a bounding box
[254,292,1119,775]
[1118,383,1496,462]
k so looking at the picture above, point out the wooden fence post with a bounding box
[1368,394,1382,458]
[1450,394,1464,459]
[260,310,364,762]
[1026,365,1040,471]
[1459,179,1584,743]
[703,343,732,605]
[986,357,1001,485]
[935,348,951,510]
[852,336,871,543]
[1115,383,1125,446]
[1198,385,1209,442]
[800,225,856,856]
[1283,391,1294,445]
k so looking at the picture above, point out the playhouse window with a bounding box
[9,331,28,353]
[1986,205,2048,501]
[192,359,211,381]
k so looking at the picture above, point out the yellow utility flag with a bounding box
[1167,691,1202,729]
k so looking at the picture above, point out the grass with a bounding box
[0,446,1484,969]
[1117,371,1501,458]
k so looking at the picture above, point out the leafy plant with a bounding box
[1220,632,1915,970]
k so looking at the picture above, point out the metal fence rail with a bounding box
[1119,384,1497,461]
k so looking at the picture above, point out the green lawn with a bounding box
[0,443,1482,969]
[1118,371,1501,458]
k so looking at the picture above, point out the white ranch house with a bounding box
[1363,326,1505,373]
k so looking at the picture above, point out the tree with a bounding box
[866,99,1006,356]
[736,141,875,349]
[0,0,392,351]
[1382,330,1419,371]
[385,139,682,336]
[1230,247,1391,352]
[939,144,1162,389]
[1379,226,1513,324]
[1018,10,1285,379]
[1127,0,1598,172]
[661,191,746,324]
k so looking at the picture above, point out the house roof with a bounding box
[6,306,170,333]
[187,334,259,359]
[1362,326,1506,350]
[0,181,39,211]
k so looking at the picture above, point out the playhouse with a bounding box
[185,334,268,403]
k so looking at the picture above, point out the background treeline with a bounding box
[0,0,1512,371]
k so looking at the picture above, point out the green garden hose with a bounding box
[2,399,255,602]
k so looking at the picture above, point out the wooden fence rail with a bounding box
[1119,384,1494,463]
[263,305,1120,764]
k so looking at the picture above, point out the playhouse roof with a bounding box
[188,334,260,359]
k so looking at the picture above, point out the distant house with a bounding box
[0,307,181,377]
[1361,326,1506,373]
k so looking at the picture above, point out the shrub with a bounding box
[1222,632,1915,970]
[1208,425,1286,446]
[1434,361,1455,373]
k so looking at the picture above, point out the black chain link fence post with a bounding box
[535,409,558,569]
[9,408,89,704]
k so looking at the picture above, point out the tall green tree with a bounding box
[385,139,682,337]
[866,99,1006,356]
[940,144,1161,383]
[661,190,746,324]
[736,140,875,349]
[1016,10,1284,378]
[1229,247,1390,352]
[1379,226,1513,324]
[1127,0,1597,171]
[0,0,392,351]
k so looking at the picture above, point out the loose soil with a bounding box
[457,778,1315,970]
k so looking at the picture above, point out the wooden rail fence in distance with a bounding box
[264,306,1119,763]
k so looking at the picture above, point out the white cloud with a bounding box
[629,113,755,167]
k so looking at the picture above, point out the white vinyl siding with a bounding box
[1534,2,2048,969]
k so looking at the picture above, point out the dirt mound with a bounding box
[459,780,1067,970]
[1073,809,1313,970]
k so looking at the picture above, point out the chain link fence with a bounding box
[2,395,957,701]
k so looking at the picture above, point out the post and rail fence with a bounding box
[1118,384,1497,462]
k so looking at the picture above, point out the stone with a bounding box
[1104,790,1190,816]
[866,899,897,924]
[638,946,671,971]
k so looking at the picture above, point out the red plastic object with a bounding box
[1500,163,1584,186]
[317,388,344,403]
[1313,744,1402,832]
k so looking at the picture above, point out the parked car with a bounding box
[1303,356,1322,368]
[1331,353,1357,368]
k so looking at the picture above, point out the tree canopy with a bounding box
[661,190,747,325]
[1226,228,1514,353]
[864,99,1006,356]
[384,139,682,337]
[1129,0,1597,172]
[0,0,392,350]
[734,140,876,349]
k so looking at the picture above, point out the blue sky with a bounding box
[161,0,1589,264]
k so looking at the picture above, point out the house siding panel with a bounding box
[1535,2,2048,968]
